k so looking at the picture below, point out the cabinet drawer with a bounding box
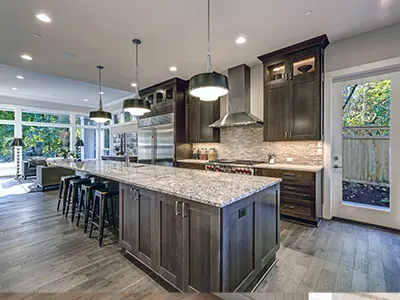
[281,184,315,200]
[176,162,205,170]
[256,168,315,187]
[280,199,315,220]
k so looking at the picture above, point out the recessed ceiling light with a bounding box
[169,66,177,72]
[16,76,24,80]
[35,13,52,23]
[84,98,88,102]
[21,54,33,60]
[304,10,312,16]
[11,87,18,91]
[131,83,137,87]
[236,36,247,44]
[33,33,42,39]
[100,92,104,95]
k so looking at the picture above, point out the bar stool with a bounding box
[89,188,119,246]
[65,178,92,222]
[76,182,105,233]
[57,175,81,213]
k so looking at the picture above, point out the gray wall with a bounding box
[325,22,400,72]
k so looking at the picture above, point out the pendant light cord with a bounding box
[98,67,103,110]
[206,0,212,73]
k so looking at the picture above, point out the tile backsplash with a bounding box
[193,124,323,165]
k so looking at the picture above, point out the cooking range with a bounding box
[204,159,265,175]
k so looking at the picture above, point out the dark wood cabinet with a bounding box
[254,168,322,226]
[186,96,220,143]
[258,35,329,141]
[120,182,280,292]
[176,161,205,170]
[119,184,155,268]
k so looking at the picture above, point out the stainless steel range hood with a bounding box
[209,64,263,128]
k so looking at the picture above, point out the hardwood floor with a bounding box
[0,178,399,293]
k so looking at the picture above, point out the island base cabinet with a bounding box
[119,183,280,292]
[119,184,156,269]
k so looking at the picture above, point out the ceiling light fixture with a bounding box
[304,10,312,16]
[11,87,18,91]
[169,66,177,72]
[16,76,24,80]
[122,39,151,116]
[100,92,104,95]
[21,54,33,60]
[35,13,52,23]
[236,36,246,44]
[33,33,42,39]
[189,0,229,101]
[131,83,137,87]
[89,66,112,124]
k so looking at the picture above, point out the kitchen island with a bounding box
[52,160,281,292]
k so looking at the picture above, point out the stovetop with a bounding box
[207,159,265,166]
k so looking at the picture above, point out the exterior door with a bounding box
[332,72,399,229]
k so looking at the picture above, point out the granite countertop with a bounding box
[51,160,281,207]
[254,163,323,172]
[176,159,209,164]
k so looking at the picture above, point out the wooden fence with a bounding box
[342,126,390,185]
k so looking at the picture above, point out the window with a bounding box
[113,113,120,124]
[75,115,96,126]
[0,109,15,120]
[0,124,15,163]
[22,111,70,124]
[76,128,97,159]
[22,126,70,158]
[124,112,131,123]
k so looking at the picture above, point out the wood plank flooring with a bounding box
[0,178,399,293]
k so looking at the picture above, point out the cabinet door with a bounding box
[120,184,155,268]
[288,76,320,140]
[182,201,220,292]
[154,193,183,289]
[186,102,199,143]
[264,83,289,141]
[198,100,220,143]
[120,184,136,253]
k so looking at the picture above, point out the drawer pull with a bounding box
[175,201,182,216]
[284,186,295,191]
[182,203,188,218]
[285,204,295,209]
[283,173,296,177]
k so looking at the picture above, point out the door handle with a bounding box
[333,164,343,169]
[285,132,288,139]
[182,202,188,218]
[289,132,292,139]
[175,201,182,216]
[284,186,295,191]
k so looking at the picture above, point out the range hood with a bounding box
[209,64,263,128]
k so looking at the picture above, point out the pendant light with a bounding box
[123,39,151,116]
[189,0,229,101]
[89,66,112,124]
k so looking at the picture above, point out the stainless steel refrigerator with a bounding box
[138,113,174,166]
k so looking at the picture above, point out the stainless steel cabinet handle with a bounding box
[285,132,288,139]
[175,201,182,216]
[130,188,139,201]
[182,203,188,218]
[283,173,296,177]
[286,205,295,209]
[284,186,295,191]
[289,132,292,139]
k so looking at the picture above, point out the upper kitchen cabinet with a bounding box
[258,35,329,141]
[186,96,220,143]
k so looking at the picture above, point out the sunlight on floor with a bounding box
[0,177,30,197]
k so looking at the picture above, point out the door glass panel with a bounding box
[0,124,15,176]
[341,79,391,208]
[76,128,97,159]
[267,63,285,82]
[293,56,315,77]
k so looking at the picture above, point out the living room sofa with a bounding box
[36,165,74,191]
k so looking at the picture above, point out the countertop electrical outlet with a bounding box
[286,157,293,162]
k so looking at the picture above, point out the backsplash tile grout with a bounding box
[193,124,323,165]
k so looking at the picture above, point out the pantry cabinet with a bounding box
[258,35,329,141]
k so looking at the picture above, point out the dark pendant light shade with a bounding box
[189,0,229,101]
[123,39,151,116]
[10,138,25,147]
[74,138,85,147]
[89,66,112,124]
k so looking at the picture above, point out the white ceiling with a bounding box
[0,0,400,106]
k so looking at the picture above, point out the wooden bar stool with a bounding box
[65,178,91,222]
[76,182,105,233]
[89,188,119,246]
[57,175,80,213]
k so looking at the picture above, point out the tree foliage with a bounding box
[342,80,390,127]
